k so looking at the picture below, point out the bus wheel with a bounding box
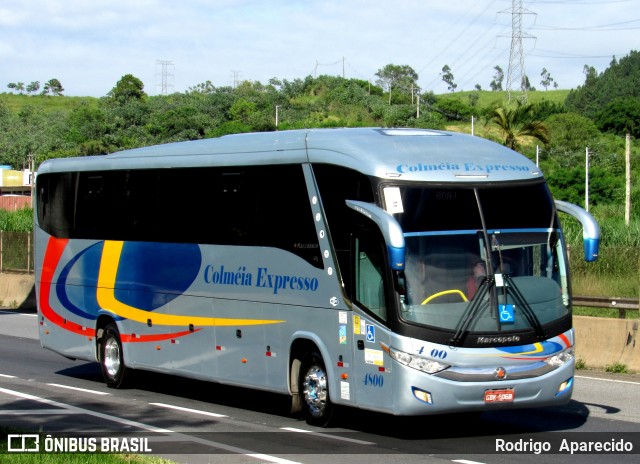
[100,323,129,389]
[299,352,333,427]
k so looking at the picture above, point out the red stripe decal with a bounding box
[558,333,571,348]
[121,328,201,343]
[39,237,199,343]
[39,237,96,337]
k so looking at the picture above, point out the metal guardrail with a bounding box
[573,295,639,318]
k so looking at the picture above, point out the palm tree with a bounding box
[488,101,549,151]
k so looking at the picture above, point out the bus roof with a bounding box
[37,127,543,183]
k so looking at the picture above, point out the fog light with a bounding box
[412,387,434,405]
[556,377,573,396]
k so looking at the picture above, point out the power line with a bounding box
[312,58,345,77]
[531,18,640,30]
[435,17,511,91]
[528,48,630,59]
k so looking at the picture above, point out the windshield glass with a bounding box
[387,183,569,342]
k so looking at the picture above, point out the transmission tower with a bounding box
[501,0,536,103]
[231,70,242,88]
[156,60,174,95]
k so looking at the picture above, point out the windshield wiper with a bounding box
[503,275,546,340]
[449,277,493,347]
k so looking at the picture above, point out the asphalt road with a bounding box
[1,309,639,464]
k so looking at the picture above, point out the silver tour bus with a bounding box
[34,127,599,426]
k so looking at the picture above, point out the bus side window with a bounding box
[354,234,387,321]
[36,172,75,239]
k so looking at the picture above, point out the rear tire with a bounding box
[299,352,334,427]
[100,323,130,389]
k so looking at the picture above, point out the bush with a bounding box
[0,207,33,232]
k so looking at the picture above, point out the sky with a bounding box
[1,0,638,98]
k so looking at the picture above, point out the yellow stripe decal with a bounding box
[96,241,284,327]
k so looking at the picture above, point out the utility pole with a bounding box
[585,147,590,212]
[625,133,631,225]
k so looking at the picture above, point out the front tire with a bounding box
[100,323,130,388]
[299,352,334,427]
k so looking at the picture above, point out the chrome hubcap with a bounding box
[303,365,327,417]
[104,337,121,378]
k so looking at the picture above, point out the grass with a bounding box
[605,362,629,374]
[0,454,172,464]
[438,89,571,109]
[573,306,638,319]
[0,93,98,113]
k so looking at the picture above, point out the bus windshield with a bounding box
[388,183,569,341]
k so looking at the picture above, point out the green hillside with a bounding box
[0,93,98,113]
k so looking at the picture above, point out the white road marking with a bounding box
[576,375,640,386]
[280,426,375,445]
[149,402,228,418]
[0,386,301,464]
[46,383,110,395]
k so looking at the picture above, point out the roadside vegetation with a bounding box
[1,50,638,312]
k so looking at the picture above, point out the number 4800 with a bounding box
[363,373,384,387]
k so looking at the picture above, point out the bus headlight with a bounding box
[388,346,450,374]
[546,348,574,367]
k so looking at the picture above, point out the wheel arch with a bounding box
[288,332,333,413]
[95,314,118,362]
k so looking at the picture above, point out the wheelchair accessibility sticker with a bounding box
[499,304,515,323]
[366,324,375,342]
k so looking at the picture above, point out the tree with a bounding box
[595,97,640,138]
[43,79,64,96]
[7,82,25,94]
[545,112,601,160]
[228,98,257,125]
[566,51,640,119]
[488,101,549,151]
[521,75,535,92]
[0,104,66,167]
[440,65,457,92]
[375,64,419,105]
[540,68,555,90]
[490,65,504,91]
[188,80,216,94]
[468,92,480,108]
[108,74,146,103]
[26,81,40,95]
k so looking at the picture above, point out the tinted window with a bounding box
[36,165,322,268]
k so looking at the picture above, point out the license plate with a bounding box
[484,388,514,403]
